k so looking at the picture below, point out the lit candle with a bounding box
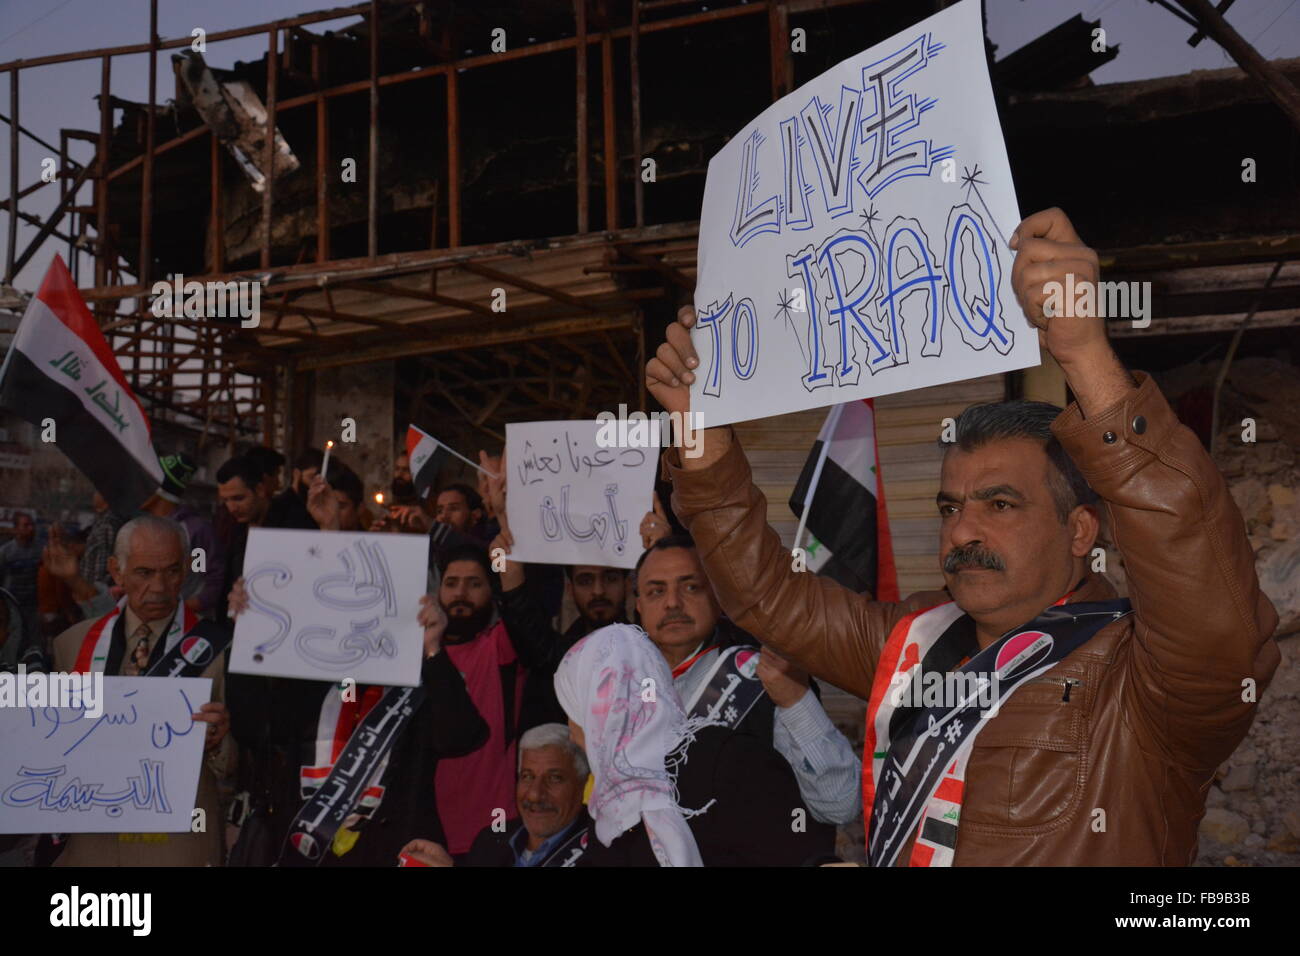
[374,492,385,506]
[321,440,334,481]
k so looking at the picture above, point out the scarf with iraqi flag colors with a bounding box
[73,597,200,674]
[0,255,162,515]
[862,588,1132,867]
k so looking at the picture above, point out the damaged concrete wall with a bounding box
[311,361,395,503]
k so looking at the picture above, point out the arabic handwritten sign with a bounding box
[692,0,1036,427]
[229,528,428,686]
[0,676,211,833]
[505,420,659,570]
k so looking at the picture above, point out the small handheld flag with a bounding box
[405,425,493,499]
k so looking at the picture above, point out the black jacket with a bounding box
[499,581,627,729]
[227,651,487,864]
[462,808,592,867]
[577,723,833,867]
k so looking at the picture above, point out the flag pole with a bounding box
[442,441,498,480]
[793,402,845,553]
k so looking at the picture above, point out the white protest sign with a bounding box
[693,0,1036,427]
[0,676,211,833]
[230,528,428,686]
[506,420,659,569]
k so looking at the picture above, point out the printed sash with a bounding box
[73,598,199,674]
[683,645,766,730]
[298,684,390,829]
[864,598,1132,868]
[280,683,426,866]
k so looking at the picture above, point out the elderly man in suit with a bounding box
[49,513,232,866]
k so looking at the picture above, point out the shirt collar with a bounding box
[510,815,583,867]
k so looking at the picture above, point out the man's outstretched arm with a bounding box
[650,307,940,699]
[1015,208,1280,769]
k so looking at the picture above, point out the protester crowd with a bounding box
[0,205,1278,869]
[0,432,859,868]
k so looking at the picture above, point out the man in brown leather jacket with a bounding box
[645,207,1279,866]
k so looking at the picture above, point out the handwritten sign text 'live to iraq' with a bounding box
[693,0,1037,427]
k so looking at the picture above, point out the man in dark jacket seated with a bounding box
[399,722,592,867]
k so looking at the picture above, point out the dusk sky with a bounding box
[2,0,1297,290]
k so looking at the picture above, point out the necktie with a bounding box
[125,624,153,676]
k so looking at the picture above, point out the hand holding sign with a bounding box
[645,305,700,417]
[1009,207,1103,363]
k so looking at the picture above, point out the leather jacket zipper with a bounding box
[1027,676,1083,701]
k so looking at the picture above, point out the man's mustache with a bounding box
[446,601,476,614]
[943,544,1006,574]
[658,611,694,628]
[522,800,557,814]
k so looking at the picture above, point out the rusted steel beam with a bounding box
[210,131,224,272]
[280,301,449,340]
[447,69,460,247]
[77,221,702,300]
[631,0,643,228]
[261,26,278,270]
[576,0,589,234]
[368,0,379,258]
[336,278,494,316]
[140,0,157,288]
[96,55,111,287]
[5,68,18,282]
[769,1,793,101]
[314,41,329,262]
[612,241,695,290]
[457,259,597,312]
[13,158,98,275]
[601,12,618,231]
[295,314,639,370]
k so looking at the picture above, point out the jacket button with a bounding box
[1132,415,1147,435]
[1103,431,1117,444]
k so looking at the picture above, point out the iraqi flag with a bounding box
[789,398,899,601]
[0,256,162,515]
[405,424,453,498]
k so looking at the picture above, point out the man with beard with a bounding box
[645,207,1279,866]
[289,448,325,501]
[392,452,419,505]
[430,544,553,860]
[495,553,630,727]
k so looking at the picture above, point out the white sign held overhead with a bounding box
[505,420,660,570]
[692,0,1036,427]
[0,676,211,833]
[229,528,429,686]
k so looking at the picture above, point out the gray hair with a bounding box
[113,514,190,567]
[940,399,1098,523]
[518,722,590,781]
